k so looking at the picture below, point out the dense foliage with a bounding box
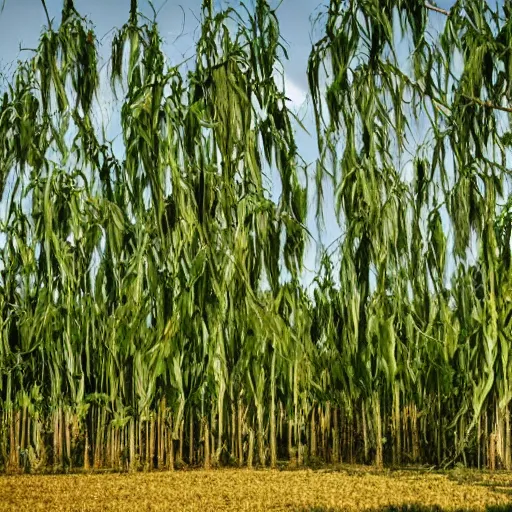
[0,0,511,472]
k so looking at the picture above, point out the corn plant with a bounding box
[0,0,511,473]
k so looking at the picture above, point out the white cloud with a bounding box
[283,75,307,110]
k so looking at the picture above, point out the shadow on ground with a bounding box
[301,506,512,512]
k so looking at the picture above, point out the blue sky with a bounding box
[0,0,457,285]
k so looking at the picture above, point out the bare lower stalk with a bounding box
[412,404,419,463]
[189,411,194,466]
[203,417,210,470]
[149,416,155,470]
[93,408,102,469]
[84,423,90,471]
[217,387,225,464]
[247,428,254,469]
[392,384,401,466]
[257,409,265,467]
[323,403,330,461]
[158,402,164,469]
[362,401,368,464]
[9,411,18,471]
[65,409,71,468]
[374,393,383,468]
[20,406,27,454]
[505,403,511,470]
[145,420,149,469]
[55,408,62,470]
[310,405,317,459]
[138,420,143,465]
[178,419,184,465]
[489,432,496,471]
[477,414,481,470]
[167,417,174,471]
[270,350,277,469]
[496,402,505,468]
[230,401,236,463]
[106,425,112,468]
[333,407,339,464]
[288,417,294,464]
[129,418,136,472]
[237,400,243,466]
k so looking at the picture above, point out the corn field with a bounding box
[0,0,512,474]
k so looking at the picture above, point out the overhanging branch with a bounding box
[425,2,450,16]
[463,94,512,114]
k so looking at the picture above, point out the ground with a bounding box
[0,466,511,511]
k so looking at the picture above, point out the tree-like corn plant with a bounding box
[308,0,512,468]
[0,0,511,473]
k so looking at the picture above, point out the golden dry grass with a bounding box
[0,467,511,511]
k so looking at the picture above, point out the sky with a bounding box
[0,0,457,286]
